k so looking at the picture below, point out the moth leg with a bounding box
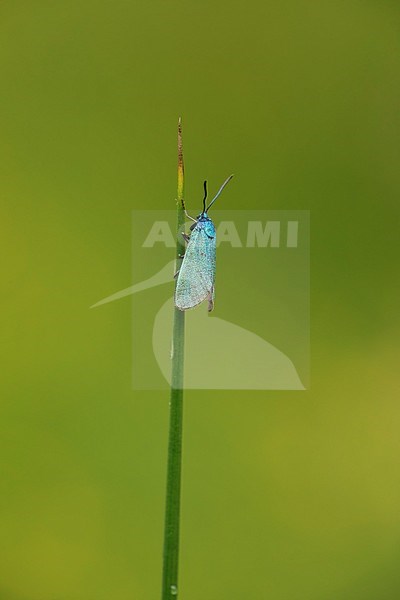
[176,198,196,222]
[207,286,215,312]
[183,206,197,223]
[174,253,185,278]
[181,232,190,243]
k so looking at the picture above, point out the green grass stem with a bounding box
[161,117,185,599]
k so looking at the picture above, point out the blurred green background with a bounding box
[1,1,400,598]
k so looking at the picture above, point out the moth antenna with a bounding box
[202,180,208,214]
[206,174,234,212]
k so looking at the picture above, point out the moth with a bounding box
[174,175,233,312]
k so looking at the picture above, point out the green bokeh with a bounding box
[1,1,399,598]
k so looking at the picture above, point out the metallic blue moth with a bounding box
[174,175,233,312]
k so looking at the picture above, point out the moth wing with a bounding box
[175,227,216,310]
